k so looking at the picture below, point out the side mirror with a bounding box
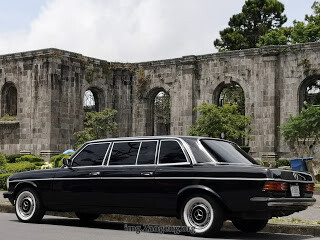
[63,158,72,168]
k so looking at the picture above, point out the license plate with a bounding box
[290,185,300,197]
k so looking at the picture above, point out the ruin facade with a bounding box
[1,42,320,161]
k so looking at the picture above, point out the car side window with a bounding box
[158,140,188,164]
[72,143,110,167]
[108,142,140,165]
[136,141,157,165]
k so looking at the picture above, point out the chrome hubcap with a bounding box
[16,191,36,220]
[184,197,214,233]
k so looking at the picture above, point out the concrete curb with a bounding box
[1,202,319,236]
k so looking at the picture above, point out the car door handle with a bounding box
[141,172,154,176]
[89,172,101,176]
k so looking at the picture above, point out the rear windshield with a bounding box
[200,139,259,165]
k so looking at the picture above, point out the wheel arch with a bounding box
[176,185,226,218]
[13,181,38,202]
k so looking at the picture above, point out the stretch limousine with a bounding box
[4,136,316,236]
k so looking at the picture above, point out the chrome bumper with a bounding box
[250,197,316,207]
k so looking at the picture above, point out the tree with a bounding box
[280,104,320,157]
[258,27,292,46]
[214,0,287,51]
[189,103,251,142]
[259,1,320,46]
[74,108,118,149]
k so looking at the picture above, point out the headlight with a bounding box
[6,177,9,190]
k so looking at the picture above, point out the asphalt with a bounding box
[0,213,317,240]
[1,191,320,237]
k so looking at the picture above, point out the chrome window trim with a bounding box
[157,139,190,165]
[196,139,218,164]
[106,140,158,166]
[9,177,314,183]
[134,142,142,165]
[71,142,111,168]
[136,140,159,165]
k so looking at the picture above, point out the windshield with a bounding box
[200,139,259,165]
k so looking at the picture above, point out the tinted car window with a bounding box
[201,140,259,165]
[109,142,140,165]
[159,140,188,164]
[72,143,110,167]
[137,141,157,165]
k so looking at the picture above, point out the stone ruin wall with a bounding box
[1,42,320,161]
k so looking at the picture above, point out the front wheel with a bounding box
[232,219,268,233]
[75,212,100,222]
[15,188,45,223]
[181,194,224,237]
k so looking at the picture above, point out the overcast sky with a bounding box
[0,0,315,62]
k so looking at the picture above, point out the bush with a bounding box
[276,159,291,168]
[0,152,7,173]
[6,154,23,163]
[6,162,37,173]
[0,174,10,190]
[50,154,71,168]
[16,155,44,166]
[240,146,250,153]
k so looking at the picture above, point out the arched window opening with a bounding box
[305,79,320,106]
[153,91,170,135]
[218,82,245,115]
[1,83,17,117]
[83,88,104,112]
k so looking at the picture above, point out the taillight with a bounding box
[263,181,288,191]
[305,184,314,192]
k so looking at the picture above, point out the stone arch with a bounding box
[146,87,171,136]
[213,80,245,115]
[298,75,320,111]
[1,82,18,117]
[83,87,105,112]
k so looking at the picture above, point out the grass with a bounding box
[270,217,320,225]
[0,114,16,121]
[315,184,320,191]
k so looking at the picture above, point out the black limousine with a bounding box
[4,136,316,236]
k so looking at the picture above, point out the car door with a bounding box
[99,140,157,211]
[52,142,110,210]
[153,139,193,213]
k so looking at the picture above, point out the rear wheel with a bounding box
[75,212,100,222]
[181,194,224,237]
[232,219,268,233]
[15,188,45,223]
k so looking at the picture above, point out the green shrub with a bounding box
[6,162,37,173]
[0,152,7,173]
[16,155,44,165]
[0,174,10,190]
[50,154,71,168]
[276,159,291,168]
[6,154,23,163]
[240,146,250,153]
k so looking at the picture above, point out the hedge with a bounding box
[50,153,72,168]
[6,162,37,173]
[0,174,10,190]
[5,154,23,163]
[16,155,44,166]
[0,152,7,173]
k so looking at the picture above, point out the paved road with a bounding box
[0,213,318,240]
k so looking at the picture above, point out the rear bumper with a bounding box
[250,197,316,207]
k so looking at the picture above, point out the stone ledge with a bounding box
[0,202,319,236]
[0,121,19,128]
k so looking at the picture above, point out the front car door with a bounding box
[52,142,110,211]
